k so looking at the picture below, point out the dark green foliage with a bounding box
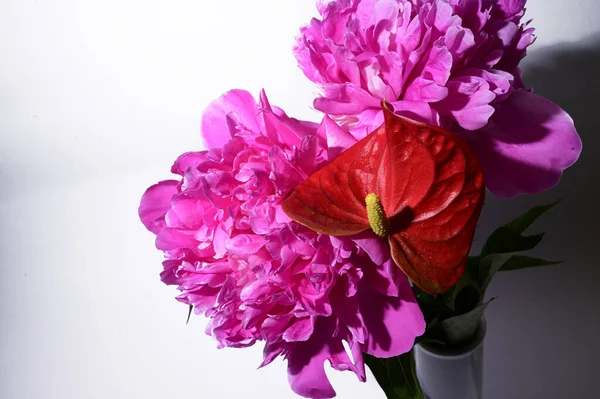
[367,202,561,398]
[364,350,424,399]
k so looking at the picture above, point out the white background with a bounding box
[1,1,599,398]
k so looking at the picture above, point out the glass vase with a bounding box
[414,319,486,399]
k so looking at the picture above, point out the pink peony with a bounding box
[139,90,425,398]
[294,0,581,197]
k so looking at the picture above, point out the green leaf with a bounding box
[443,277,481,314]
[480,201,559,257]
[443,256,482,313]
[364,350,424,399]
[481,227,544,256]
[466,255,482,272]
[186,305,193,325]
[478,253,513,290]
[413,288,440,324]
[499,255,562,271]
[440,299,494,345]
[504,201,559,234]
[478,254,562,287]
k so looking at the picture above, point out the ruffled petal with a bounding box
[315,83,382,115]
[155,228,199,251]
[359,278,425,358]
[287,319,337,399]
[466,90,582,197]
[437,76,495,130]
[352,231,388,265]
[139,180,178,233]
[361,258,401,297]
[319,115,358,159]
[201,89,261,149]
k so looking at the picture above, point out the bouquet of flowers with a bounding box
[138,1,581,398]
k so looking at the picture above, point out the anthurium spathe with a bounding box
[283,104,485,294]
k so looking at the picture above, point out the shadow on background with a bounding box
[476,34,600,255]
[480,35,600,399]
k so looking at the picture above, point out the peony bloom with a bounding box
[139,90,425,398]
[294,0,582,197]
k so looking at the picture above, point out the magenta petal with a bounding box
[352,232,388,265]
[496,0,527,19]
[288,319,337,399]
[155,228,199,251]
[438,76,495,130]
[260,342,285,368]
[422,45,453,87]
[467,90,582,197]
[404,77,449,102]
[319,115,357,159]
[327,338,365,381]
[361,258,400,297]
[315,83,381,115]
[201,90,260,149]
[139,180,178,233]
[171,152,205,175]
[225,234,266,259]
[260,90,305,149]
[283,317,316,342]
[348,108,385,140]
[444,25,475,55]
[160,260,183,285]
[359,279,425,358]
[391,100,437,125]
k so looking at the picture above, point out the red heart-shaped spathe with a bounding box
[282,105,485,294]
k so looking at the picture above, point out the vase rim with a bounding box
[415,317,486,359]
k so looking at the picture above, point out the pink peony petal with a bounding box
[425,0,460,33]
[225,234,266,259]
[359,280,425,358]
[329,338,365,380]
[422,44,453,87]
[315,83,381,115]
[437,76,495,130]
[331,293,367,344]
[392,100,437,125]
[171,152,212,176]
[496,0,527,18]
[496,21,519,47]
[347,108,385,141]
[201,89,261,149]
[260,342,285,368]
[155,228,199,251]
[283,317,316,342]
[260,90,305,149]
[139,180,178,234]
[352,231,388,265]
[404,76,449,102]
[458,68,514,102]
[361,258,401,297]
[294,25,329,85]
[466,90,582,197]
[320,115,358,158]
[171,197,208,229]
[287,319,337,399]
[364,64,397,100]
[444,25,476,56]
[373,0,399,28]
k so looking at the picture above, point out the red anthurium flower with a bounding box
[282,104,485,294]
